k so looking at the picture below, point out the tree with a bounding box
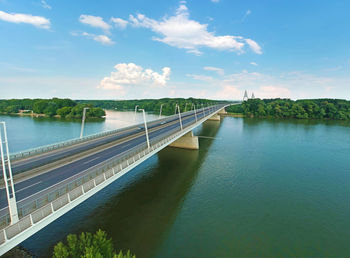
[57,107,72,117]
[52,230,135,258]
[33,100,49,114]
[5,105,18,113]
[44,102,58,116]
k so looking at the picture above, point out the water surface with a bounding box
[1,113,350,257]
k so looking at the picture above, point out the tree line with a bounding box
[77,98,224,116]
[0,98,105,118]
[226,98,350,120]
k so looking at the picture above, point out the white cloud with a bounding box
[187,74,213,81]
[79,14,111,31]
[98,63,171,91]
[41,0,51,9]
[111,17,128,29]
[323,66,342,72]
[241,10,252,22]
[0,10,50,29]
[214,85,241,100]
[3,69,350,100]
[180,70,343,100]
[245,38,262,54]
[256,86,291,99]
[80,32,114,45]
[129,3,261,55]
[250,62,258,66]
[203,66,224,75]
[0,62,37,73]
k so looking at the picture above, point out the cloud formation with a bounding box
[0,10,50,29]
[81,32,114,45]
[245,39,262,54]
[111,17,128,29]
[129,4,261,55]
[98,63,171,92]
[79,14,111,31]
[204,66,224,75]
[41,0,52,9]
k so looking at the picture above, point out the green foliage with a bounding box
[76,98,226,116]
[57,106,72,117]
[0,98,105,118]
[226,104,243,113]
[231,98,350,120]
[52,230,135,258]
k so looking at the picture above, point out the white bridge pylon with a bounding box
[243,90,255,101]
[0,122,19,224]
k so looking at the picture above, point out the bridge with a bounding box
[0,103,233,255]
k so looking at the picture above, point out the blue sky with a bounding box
[0,0,349,100]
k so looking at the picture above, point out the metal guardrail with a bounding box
[0,104,226,247]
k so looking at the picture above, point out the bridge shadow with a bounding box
[21,120,222,258]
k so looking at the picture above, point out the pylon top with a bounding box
[243,90,249,101]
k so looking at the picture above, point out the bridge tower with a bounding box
[243,90,249,101]
[0,122,19,224]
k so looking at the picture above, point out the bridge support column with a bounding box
[208,113,220,121]
[207,107,227,121]
[217,108,227,115]
[168,131,199,150]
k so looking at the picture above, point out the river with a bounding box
[1,111,350,257]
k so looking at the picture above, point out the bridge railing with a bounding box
[0,105,225,229]
[8,105,222,162]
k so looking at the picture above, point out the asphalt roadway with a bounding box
[0,105,223,216]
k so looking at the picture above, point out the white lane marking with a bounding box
[16,181,42,193]
[83,156,100,164]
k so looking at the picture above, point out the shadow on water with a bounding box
[21,120,222,258]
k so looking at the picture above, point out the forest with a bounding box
[226,98,350,120]
[0,98,105,118]
[77,98,224,116]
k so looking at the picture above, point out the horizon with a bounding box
[1,1,350,100]
[2,96,350,102]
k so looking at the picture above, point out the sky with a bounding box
[0,0,350,100]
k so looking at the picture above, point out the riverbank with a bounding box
[223,112,244,117]
[0,112,105,119]
[1,112,47,118]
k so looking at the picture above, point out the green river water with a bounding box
[1,111,350,257]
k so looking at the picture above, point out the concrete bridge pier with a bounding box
[168,131,199,150]
[217,108,227,115]
[207,113,220,121]
[207,107,227,121]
